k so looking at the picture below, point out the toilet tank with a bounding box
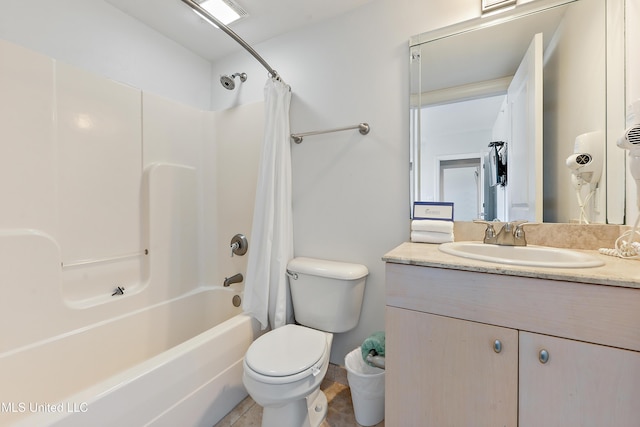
[287,257,368,333]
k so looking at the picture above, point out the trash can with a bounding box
[345,347,385,426]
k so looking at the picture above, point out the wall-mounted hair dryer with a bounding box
[565,131,603,223]
[600,100,640,258]
[617,99,640,209]
[565,131,603,190]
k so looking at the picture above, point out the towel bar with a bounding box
[290,122,370,144]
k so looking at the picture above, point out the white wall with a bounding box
[209,0,488,363]
[0,0,213,110]
[543,0,607,223]
[418,96,504,206]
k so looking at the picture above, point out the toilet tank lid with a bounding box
[287,257,368,280]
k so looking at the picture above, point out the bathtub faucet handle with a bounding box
[230,241,239,257]
[230,234,248,257]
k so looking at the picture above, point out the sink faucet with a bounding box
[474,220,529,246]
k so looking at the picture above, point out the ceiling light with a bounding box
[481,0,516,15]
[196,0,247,26]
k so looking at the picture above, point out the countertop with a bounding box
[383,241,640,289]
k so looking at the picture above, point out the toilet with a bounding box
[242,257,369,427]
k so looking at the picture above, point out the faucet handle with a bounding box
[473,219,498,226]
[473,219,498,244]
[513,220,539,232]
[230,233,248,257]
[513,221,537,245]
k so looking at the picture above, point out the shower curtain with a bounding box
[242,78,294,330]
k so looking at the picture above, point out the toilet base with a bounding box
[261,390,328,427]
[307,389,328,427]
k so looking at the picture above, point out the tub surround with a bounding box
[384,221,640,289]
[0,39,256,427]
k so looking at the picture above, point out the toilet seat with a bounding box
[245,324,328,384]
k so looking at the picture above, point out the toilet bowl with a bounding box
[242,257,368,427]
[243,325,333,427]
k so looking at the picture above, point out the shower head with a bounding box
[220,72,247,90]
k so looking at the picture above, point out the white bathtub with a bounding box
[0,287,261,427]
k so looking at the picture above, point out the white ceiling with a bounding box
[104,0,376,62]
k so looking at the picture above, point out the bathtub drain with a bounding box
[232,295,242,307]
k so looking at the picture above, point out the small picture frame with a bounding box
[482,0,517,13]
[413,202,454,221]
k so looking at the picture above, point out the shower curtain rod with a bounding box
[290,123,370,144]
[179,0,281,80]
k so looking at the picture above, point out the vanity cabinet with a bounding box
[519,332,640,426]
[385,262,640,426]
[386,307,518,426]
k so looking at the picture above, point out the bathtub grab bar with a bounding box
[290,123,370,144]
[62,250,147,268]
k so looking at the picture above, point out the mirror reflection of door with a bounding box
[506,32,543,222]
[438,157,482,221]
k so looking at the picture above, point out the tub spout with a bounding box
[223,273,243,287]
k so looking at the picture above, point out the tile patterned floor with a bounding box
[214,364,385,427]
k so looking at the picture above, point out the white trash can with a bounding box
[345,347,385,426]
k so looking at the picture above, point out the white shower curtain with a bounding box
[242,78,294,330]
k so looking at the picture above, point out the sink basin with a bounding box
[439,241,605,268]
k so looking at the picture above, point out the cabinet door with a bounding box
[520,332,640,426]
[386,307,518,426]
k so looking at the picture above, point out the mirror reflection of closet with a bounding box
[410,0,625,223]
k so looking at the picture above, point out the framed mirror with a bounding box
[410,0,626,224]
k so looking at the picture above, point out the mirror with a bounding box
[410,0,625,223]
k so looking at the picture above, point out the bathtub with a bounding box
[0,287,261,427]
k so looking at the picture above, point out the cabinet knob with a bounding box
[539,349,550,364]
[493,339,502,353]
